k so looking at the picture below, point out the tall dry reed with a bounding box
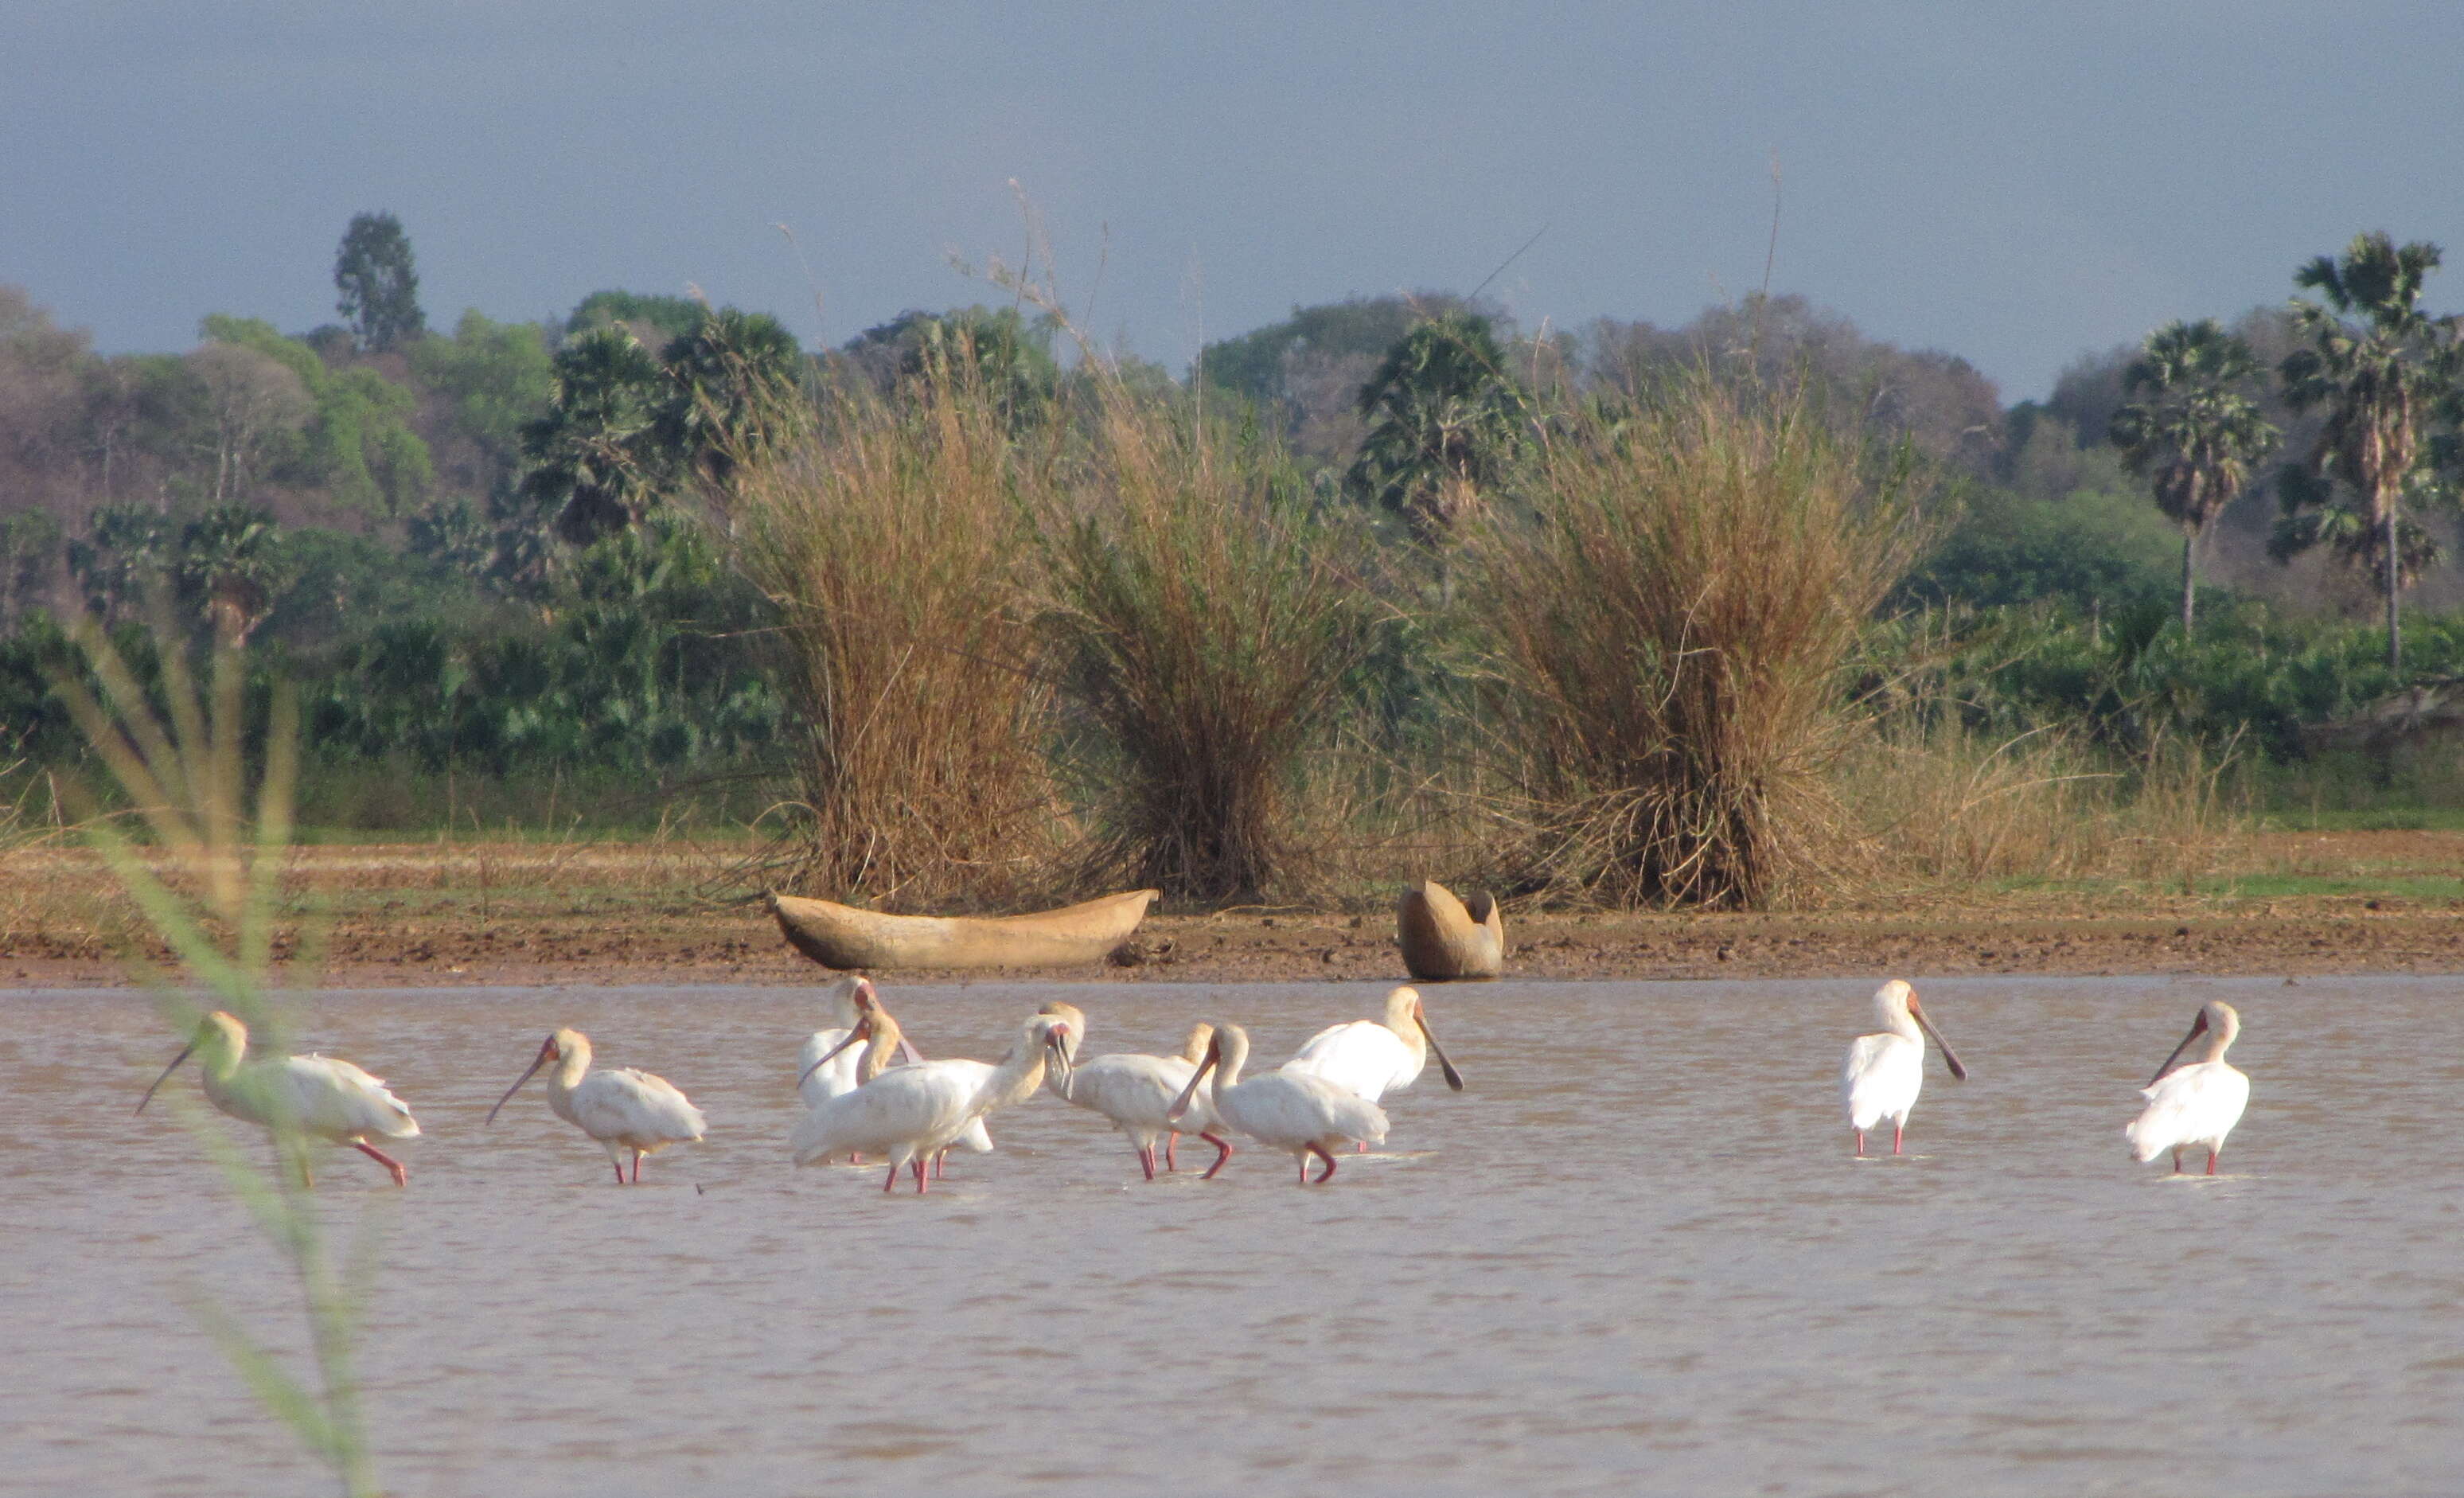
[1035,388,1379,903]
[729,373,1060,907]
[1464,377,1924,908]
[56,622,385,1498]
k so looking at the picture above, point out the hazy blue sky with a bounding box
[6,2,2462,399]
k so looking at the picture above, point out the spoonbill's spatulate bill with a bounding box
[138,1010,419,1186]
[1170,1021,1387,1184]
[487,1028,706,1184]
[1840,980,1967,1157]
[1061,1020,1235,1180]
[2126,1000,2250,1175]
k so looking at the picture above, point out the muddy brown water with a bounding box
[6,975,2462,1497]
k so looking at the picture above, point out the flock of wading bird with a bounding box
[131,971,2255,1192]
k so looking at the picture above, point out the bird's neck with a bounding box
[548,1049,592,1099]
[1210,1034,1250,1102]
[860,1024,901,1083]
[981,1034,1049,1112]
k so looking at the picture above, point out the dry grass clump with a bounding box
[1035,387,1380,903]
[1841,720,2116,882]
[1842,718,2247,890]
[728,373,1060,907]
[1464,377,1924,908]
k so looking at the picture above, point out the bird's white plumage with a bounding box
[1841,1030,1924,1133]
[221,1051,421,1143]
[790,1012,1070,1189]
[1839,979,1963,1154]
[493,1028,704,1183]
[2127,1001,2249,1169]
[1181,1022,1385,1182]
[140,1011,419,1185]
[796,974,872,1109]
[1063,1023,1226,1176]
[1283,988,1429,1102]
[557,1065,708,1153]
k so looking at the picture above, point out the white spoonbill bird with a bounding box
[2126,1000,2250,1175]
[791,1009,1074,1192]
[488,1028,707,1184]
[1284,985,1466,1103]
[868,1002,1082,1179]
[1840,980,1968,1157]
[138,1010,419,1186]
[1062,1021,1234,1180]
[1169,1021,1387,1184]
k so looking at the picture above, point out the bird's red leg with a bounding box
[1356,1141,1367,1153]
[2207,1149,2220,1176]
[1200,1132,1233,1179]
[913,1159,929,1195]
[882,1161,899,1192]
[353,1141,408,1187]
[2172,1148,2184,1174]
[611,1158,627,1185]
[850,1152,863,1166]
[631,1150,643,1184]
[1854,1130,1866,1157]
[1892,1124,1905,1156]
[1311,1146,1339,1184]
[1138,1145,1156,1180]
[1164,1132,1179,1172]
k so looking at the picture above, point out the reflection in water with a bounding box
[7,975,2462,1496]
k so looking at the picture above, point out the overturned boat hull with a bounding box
[767,888,1160,971]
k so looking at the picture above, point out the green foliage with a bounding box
[1866,598,2464,763]
[2111,318,2280,626]
[519,325,673,546]
[2274,232,2461,665]
[1346,311,1527,540]
[199,315,434,516]
[333,209,425,352]
[654,306,805,489]
[838,305,1059,429]
[520,310,805,546]
[1195,295,1460,402]
[299,513,779,778]
[407,310,555,478]
[0,509,60,624]
[565,289,707,343]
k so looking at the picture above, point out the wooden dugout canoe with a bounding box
[766,887,1160,971]
[1396,880,1506,981]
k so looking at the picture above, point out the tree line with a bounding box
[2,213,2462,823]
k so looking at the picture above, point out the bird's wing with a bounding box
[575,1069,706,1141]
[2127,1063,2248,1155]
[1068,1055,1184,1119]
[1284,1021,1365,1070]
[1253,1071,1388,1145]
[274,1055,419,1139]
[1281,1022,1405,1099]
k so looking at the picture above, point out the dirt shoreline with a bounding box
[6,833,2460,990]
[8,906,2463,990]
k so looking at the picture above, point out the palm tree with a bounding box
[2275,232,2459,669]
[1345,312,1526,543]
[2111,320,2279,632]
[518,326,673,548]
